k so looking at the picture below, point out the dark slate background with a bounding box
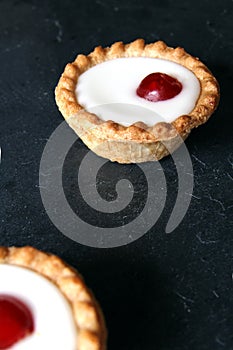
[1,0,233,349]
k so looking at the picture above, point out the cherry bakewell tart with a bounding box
[55,39,219,163]
[0,246,106,350]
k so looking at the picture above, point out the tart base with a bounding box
[68,112,190,163]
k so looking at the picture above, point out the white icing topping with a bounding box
[0,265,77,350]
[76,57,200,126]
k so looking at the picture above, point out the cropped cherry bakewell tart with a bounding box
[0,246,106,350]
[55,39,220,163]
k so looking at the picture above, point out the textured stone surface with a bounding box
[0,0,233,349]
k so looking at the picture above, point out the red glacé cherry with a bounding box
[136,72,182,102]
[0,295,34,349]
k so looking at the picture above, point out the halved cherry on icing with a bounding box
[0,295,34,349]
[136,72,182,102]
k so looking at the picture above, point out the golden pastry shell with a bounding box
[55,39,220,163]
[0,246,107,350]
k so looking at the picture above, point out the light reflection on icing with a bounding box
[0,265,77,350]
[76,57,200,126]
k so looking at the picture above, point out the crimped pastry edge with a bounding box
[0,246,107,350]
[55,39,220,162]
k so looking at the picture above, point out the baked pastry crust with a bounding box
[0,246,107,350]
[55,39,220,163]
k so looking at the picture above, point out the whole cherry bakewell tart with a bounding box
[55,39,220,163]
[0,246,106,350]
